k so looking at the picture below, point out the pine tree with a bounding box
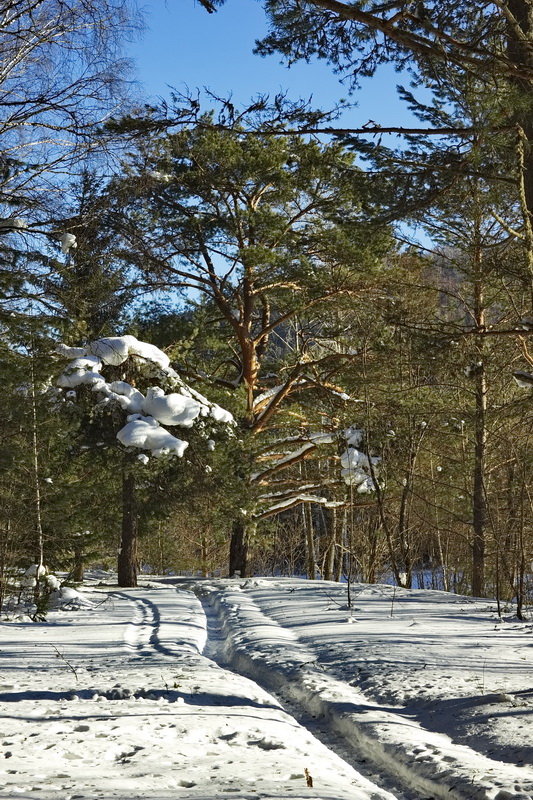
[106,106,393,576]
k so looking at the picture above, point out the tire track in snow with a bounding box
[123,596,154,655]
[113,589,206,659]
[199,584,533,800]
[113,592,161,658]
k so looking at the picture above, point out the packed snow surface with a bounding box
[0,577,532,800]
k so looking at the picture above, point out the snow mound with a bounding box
[116,414,189,458]
[50,586,93,608]
[142,386,202,427]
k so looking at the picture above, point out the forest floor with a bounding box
[0,575,532,799]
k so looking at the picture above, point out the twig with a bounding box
[51,645,78,681]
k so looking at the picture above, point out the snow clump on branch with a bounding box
[116,414,189,458]
[340,426,380,494]
[56,335,170,369]
[56,335,233,460]
[142,386,202,428]
[60,232,77,254]
[513,370,533,389]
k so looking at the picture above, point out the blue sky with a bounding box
[127,1,429,250]
[129,0,418,129]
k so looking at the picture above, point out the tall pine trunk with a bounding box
[30,350,44,573]
[228,325,259,579]
[471,203,487,598]
[118,471,138,587]
[322,506,337,581]
[471,363,487,597]
[507,1,533,300]
[305,503,316,580]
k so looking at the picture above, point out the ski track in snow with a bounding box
[195,579,533,800]
[200,588,414,800]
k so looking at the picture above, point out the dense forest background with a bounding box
[1,0,532,614]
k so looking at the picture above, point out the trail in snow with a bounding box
[1,576,531,800]
[197,578,533,800]
[198,588,415,800]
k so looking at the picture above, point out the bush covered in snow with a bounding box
[1,564,92,621]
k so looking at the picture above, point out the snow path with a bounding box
[198,580,533,800]
[0,584,399,800]
[199,585,413,800]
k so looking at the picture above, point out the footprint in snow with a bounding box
[117,745,144,762]
[247,737,286,750]
[218,731,239,742]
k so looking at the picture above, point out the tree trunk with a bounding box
[507,1,533,300]
[0,519,11,614]
[366,513,379,584]
[333,510,346,582]
[515,473,527,620]
[471,365,487,597]
[305,503,316,579]
[201,535,208,577]
[322,507,337,581]
[471,224,487,598]
[30,354,44,572]
[229,518,253,577]
[397,465,413,588]
[72,548,84,583]
[118,471,138,587]
[29,350,46,609]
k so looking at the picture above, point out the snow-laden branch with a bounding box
[254,493,347,520]
[255,432,337,461]
[513,370,533,388]
[251,442,317,484]
[340,426,380,494]
[253,425,381,517]
[56,335,233,460]
[252,372,352,434]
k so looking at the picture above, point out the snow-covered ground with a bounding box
[0,577,532,799]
